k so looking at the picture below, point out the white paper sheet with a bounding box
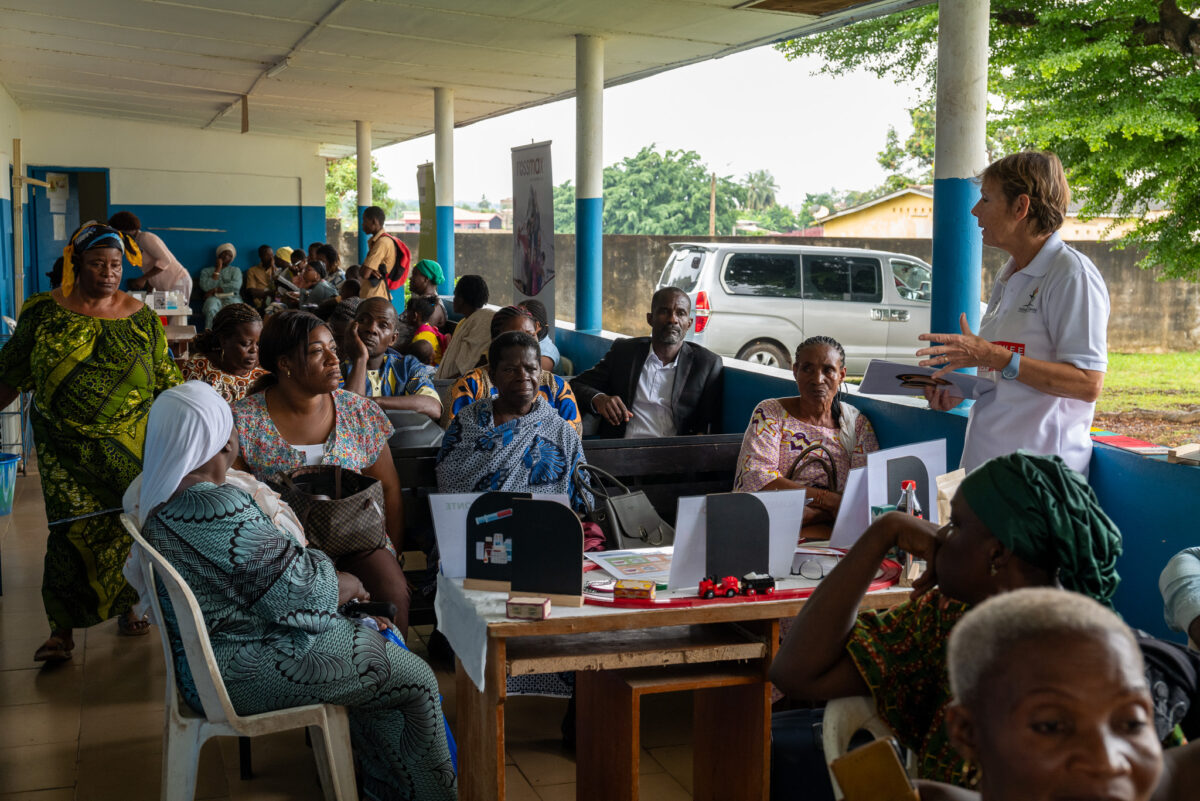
[866,440,947,524]
[830,467,870,549]
[434,573,493,691]
[585,548,673,584]
[667,496,706,589]
[429,491,571,578]
[858,359,992,400]
[752,490,809,577]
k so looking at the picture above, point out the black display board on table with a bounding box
[463,491,529,592]
[705,492,770,579]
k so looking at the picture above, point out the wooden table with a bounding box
[447,580,909,801]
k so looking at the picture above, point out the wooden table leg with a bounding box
[455,638,507,801]
[576,670,639,801]
[692,680,771,801]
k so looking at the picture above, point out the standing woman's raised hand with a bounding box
[916,313,1009,378]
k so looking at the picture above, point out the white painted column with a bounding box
[575,34,604,333]
[434,87,455,293]
[356,119,372,263]
[931,0,990,338]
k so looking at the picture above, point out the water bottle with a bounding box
[896,480,923,519]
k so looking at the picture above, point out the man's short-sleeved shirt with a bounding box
[340,350,438,400]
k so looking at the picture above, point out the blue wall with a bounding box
[557,329,1200,641]
[0,196,13,320]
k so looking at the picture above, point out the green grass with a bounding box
[1098,351,1200,414]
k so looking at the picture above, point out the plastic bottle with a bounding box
[896,480,923,519]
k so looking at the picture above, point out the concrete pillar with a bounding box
[931,0,990,339]
[434,87,455,294]
[575,34,604,334]
[356,120,372,263]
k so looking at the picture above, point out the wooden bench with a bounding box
[392,433,745,626]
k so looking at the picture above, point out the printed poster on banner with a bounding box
[511,141,554,325]
[416,162,437,262]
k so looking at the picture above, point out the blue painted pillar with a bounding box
[434,88,455,294]
[931,0,989,339]
[575,34,604,334]
[356,120,372,263]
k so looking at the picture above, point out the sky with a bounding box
[373,45,924,211]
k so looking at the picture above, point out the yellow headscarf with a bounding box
[61,221,142,297]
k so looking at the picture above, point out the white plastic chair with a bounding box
[822,696,914,800]
[121,514,359,801]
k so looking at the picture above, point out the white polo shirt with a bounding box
[961,233,1109,475]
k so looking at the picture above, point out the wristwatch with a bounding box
[1001,351,1021,380]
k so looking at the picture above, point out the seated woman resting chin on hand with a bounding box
[733,336,878,540]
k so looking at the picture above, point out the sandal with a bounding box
[33,634,74,663]
[117,612,151,637]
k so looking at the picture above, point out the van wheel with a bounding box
[737,341,790,369]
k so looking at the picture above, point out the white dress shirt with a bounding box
[624,349,679,439]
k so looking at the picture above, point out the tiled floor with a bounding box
[0,466,696,800]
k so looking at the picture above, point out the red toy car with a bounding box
[699,575,740,599]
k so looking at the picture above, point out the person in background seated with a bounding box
[317,243,345,288]
[243,244,276,312]
[339,278,361,302]
[437,331,589,511]
[307,241,323,263]
[733,336,878,540]
[435,274,494,380]
[133,382,456,801]
[342,298,442,422]
[407,259,447,329]
[922,588,1163,801]
[197,243,243,330]
[273,246,294,274]
[405,297,448,367]
[571,287,723,439]
[449,305,581,435]
[769,452,1123,793]
[231,310,411,634]
[108,211,194,298]
[298,260,339,307]
[183,303,267,403]
[518,298,560,373]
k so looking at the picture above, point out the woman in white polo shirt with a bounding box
[917,151,1109,475]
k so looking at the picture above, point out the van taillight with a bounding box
[694,291,711,333]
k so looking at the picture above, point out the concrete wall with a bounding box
[375,231,1200,352]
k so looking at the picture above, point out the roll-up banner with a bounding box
[416,162,437,263]
[511,141,554,328]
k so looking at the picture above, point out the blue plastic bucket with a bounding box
[0,453,19,516]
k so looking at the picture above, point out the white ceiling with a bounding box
[0,0,929,154]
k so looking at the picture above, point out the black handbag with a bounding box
[268,465,390,557]
[573,464,674,550]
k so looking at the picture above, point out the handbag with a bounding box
[268,465,390,557]
[786,442,838,490]
[573,464,674,550]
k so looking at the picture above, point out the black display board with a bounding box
[464,491,530,586]
[509,498,584,604]
[705,493,770,579]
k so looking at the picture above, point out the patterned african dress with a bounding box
[733,399,879,493]
[181,353,268,403]
[0,293,182,630]
[845,590,975,786]
[436,396,590,513]
[449,365,582,435]
[143,482,456,801]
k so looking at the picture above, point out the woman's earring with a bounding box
[286,368,292,378]
[989,563,999,577]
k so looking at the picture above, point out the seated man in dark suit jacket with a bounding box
[571,287,724,438]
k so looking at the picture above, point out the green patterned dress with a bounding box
[0,293,181,630]
[144,482,456,800]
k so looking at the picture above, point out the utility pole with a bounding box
[708,172,716,236]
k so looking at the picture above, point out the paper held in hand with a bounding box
[858,359,992,400]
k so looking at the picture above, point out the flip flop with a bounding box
[33,635,73,663]
[117,613,151,636]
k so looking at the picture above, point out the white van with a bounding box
[656,242,934,374]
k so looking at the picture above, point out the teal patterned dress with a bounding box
[143,481,456,801]
[0,293,181,630]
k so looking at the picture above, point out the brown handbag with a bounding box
[785,442,838,490]
[268,465,390,557]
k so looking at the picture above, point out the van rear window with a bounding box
[661,250,704,293]
[801,255,882,303]
[722,253,801,297]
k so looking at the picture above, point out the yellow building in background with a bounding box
[817,187,1165,241]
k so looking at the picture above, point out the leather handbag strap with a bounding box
[786,442,838,490]
[573,463,632,500]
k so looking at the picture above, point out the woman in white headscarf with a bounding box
[126,382,456,800]
[198,243,243,330]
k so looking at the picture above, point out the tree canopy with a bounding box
[325,156,402,230]
[778,0,1200,279]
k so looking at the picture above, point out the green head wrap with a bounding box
[958,451,1122,607]
[414,259,444,284]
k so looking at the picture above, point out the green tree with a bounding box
[602,146,744,235]
[777,1,1200,279]
[742,169,780,211]
[324,156,401,230]
[738,204,802,234]
[552,180,576,234]
[478,194,495,212]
